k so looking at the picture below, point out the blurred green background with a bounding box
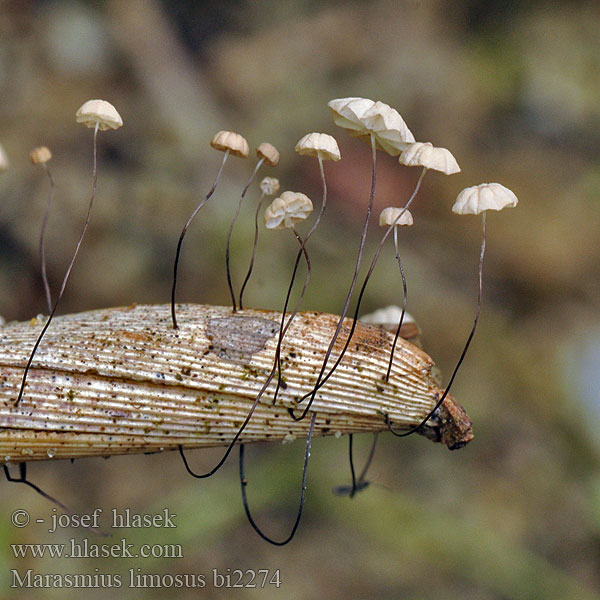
[1,0,599,598]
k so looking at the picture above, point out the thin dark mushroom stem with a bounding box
[271,156,326,402]
[238,192,267,310]
[239,412,317,546]
[178,229,311,479]
[225,157,265,313]
[271,228,312,404]
[16,123,100,406]
[170,150,230,329]
[289,134,377,420]
[39,163,56,314]
[387,211,486,437]
[333,433,379,497]
[385,226,408,382]
[4,463,108,536]
[290,166,426,421]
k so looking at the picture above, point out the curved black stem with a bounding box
[238,192,267,310]
[239,412,317,546]
[385,227,408,382]
[288,136,377,420]
[387,211,486,437]
[226,158,264,312]
[39,163,56,314]
[177,231,311,479]
[171,151,229,329]
[333,432,378,497]
[4,463,108,536]
[16,124,99,406]
[271,154,327,398]
[290,168,426,421]
[271,228,313,405]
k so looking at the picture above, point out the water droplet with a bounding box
[334,431,342,438]
[46,448,56,458]
[21,448,34,456]
[282,433,296,444]
[4,455,11,462]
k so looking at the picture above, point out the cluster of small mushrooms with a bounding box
[0,96,518,545]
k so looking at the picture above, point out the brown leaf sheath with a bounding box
[0,304,473,462]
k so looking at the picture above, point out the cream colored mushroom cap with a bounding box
[210,131,249,158]
[30,146,52,165]
[264,191,313,230]
[295,132,341,161]
[260,176,280,196]
[256,142,280,167]
[379,207,414,227]
[328,97,376,133]
[452,183,519,215]
[0,142,8,173]
[360,101,415,154]
[75,99,123,131]
[328,97,415,156]
[399,142,460,175]
[360,306,417,329]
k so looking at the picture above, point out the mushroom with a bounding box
[271,134,341,403]
[293,133,340,241]
[293,98,416,421]
[16,100,123,406]
[29,146,55,314]
[389,182,519,438]
[377,207,414,381]
[258,132,341,399]
[264,191,313,229]
[170,130,249,329]
[329,97,415,155]
[225,142,280,313]
[238,177,280,310]
[75,99,123,131]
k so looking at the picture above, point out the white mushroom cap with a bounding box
[256,142,280,167]
[75,99,123,131]
[360,306,417,330]
[295,132,341,161]
[452,183,519,215]
[399,142,460,175]
[264,191,313,230]
[379,207,414,227]
[0,142,8,173]
[260,176,280,196]
[29,146,52,165]
[328,97,415,156]
[328,97,375,133]
[210,131,249,158]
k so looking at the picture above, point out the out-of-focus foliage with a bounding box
[0,1,599,598]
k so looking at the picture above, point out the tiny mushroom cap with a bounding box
[260,176,280,196]
[360,306,417,330]
[264,191,313,230]
[0,142,8,173]
[210,131,249,158]
[256,142,280,167]
[29,146,52,165]
[295,132,341,161]
[379,207,414,227]
[328,97,415,156]
[399,142,460,175]
[452,183,519,215]
[75,99,123,131]
[360,306,423,347]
